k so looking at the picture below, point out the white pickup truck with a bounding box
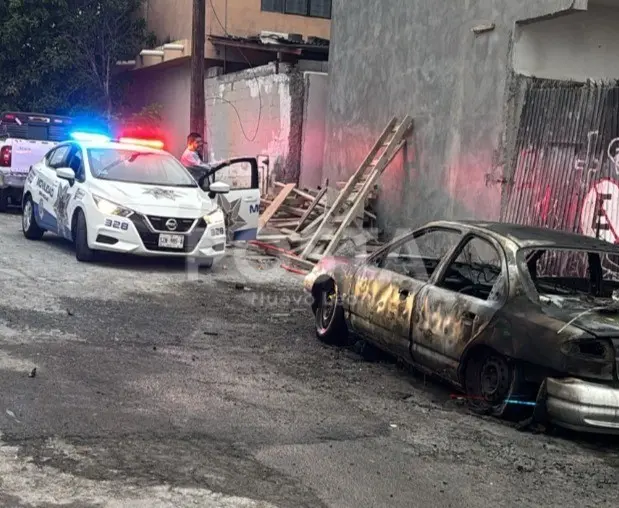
[0,112,72,212]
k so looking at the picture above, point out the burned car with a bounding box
[304,220,619,433]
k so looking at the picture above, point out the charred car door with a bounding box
[192,157,260,241]
[349,227,462,359]
[411,233,509,382]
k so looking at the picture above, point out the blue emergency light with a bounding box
[70,131,111,143]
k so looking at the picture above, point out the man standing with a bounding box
[181,132,229,172]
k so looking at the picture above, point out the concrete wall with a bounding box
[142,0,193,42]
[123,61,192,158]
[205,62,304,184]
[513,4,619,81]
[323,0,588,233]
[142,0,330,60]
[299,71,328,189]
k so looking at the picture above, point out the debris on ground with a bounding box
[28,368,36,378]
[251,116,412,273]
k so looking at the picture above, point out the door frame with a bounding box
[411,231,510,380]
[194,157,259,190]
[200,157,260,242]
[350,225,464,356]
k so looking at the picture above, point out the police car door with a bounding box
[210,157,260,241]
[54,143,87,240]
[34,143,72,233]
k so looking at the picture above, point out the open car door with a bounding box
[193,157,260,242]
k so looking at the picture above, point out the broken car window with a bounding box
[213,161,252,189]
[382,228,460,281]
[438,236,505,302]
[524,248,619,300]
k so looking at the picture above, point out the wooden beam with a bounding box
[294,186,328,233]
[258,183,295,230]
[323,136,409,256]
[299,117,399,259]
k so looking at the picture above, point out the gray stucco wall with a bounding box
[205,62,304,184]
[323,0,587,233]
[299,72,329,190]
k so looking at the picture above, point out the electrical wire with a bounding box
[207,0,262,143]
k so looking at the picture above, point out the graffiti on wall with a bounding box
[581,178,617,242]
[500,81,619,277]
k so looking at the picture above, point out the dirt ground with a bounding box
[0,211,618,507]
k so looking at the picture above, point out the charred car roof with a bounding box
[424,220,619,253]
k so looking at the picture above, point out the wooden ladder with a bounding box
[299,115,413,261]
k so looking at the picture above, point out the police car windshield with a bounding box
[87,148,198,187]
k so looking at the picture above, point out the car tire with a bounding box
[463,348,535,421]
[74,210,96,262]
[314,280,349,346]
[188,256,214,270]
[22,196,45,240]
[0,189,8,213]
[198,257,214,269]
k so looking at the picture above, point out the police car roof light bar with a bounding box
[118,137,164,150]
[70,131,111,143]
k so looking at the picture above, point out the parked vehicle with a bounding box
[21,131,237,264]
[0,111,72,211]
[304,220,619,434]
[185,157,260,242]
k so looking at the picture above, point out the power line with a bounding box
[207,0,262,143]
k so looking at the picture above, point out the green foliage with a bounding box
[0,0,155,116]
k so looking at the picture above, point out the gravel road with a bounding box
[0,211,617,507]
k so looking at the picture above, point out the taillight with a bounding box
[0,146,11,167]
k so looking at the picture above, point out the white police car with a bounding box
[21,132,258,264]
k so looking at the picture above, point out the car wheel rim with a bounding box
[23,201,32,231]
[479,357,510,404]
[319,289,336,329]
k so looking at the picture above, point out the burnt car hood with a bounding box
[540,294,619,337]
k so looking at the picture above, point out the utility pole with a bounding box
[190,0,206,154]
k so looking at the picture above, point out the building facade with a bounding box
[323,0,619,241]
[118,0,331,185]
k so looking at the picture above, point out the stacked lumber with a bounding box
[251,115,413,272]
[255,181,379,270]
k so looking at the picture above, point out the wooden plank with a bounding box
[277,252,315,269]
[327,117,397,214]
[307,252,323,263]
[322,121,411,257]
[297,212,327,237]
[261,199,314,218]
[288,233,335,246]
[258,183,295,230]
[300,117,399,259]
[275,182,326,204]
[294,186,328,233]
[268,220,302,228]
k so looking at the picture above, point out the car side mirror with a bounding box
[56,167,76,185]
[207,181,230,199]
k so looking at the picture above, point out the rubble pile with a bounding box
[250,116,413,273]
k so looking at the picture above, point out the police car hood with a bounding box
[94,181,215,216]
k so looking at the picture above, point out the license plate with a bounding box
[158,234,184,249]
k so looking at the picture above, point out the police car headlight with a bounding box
[203,207,224,224]
[93,195,134,218]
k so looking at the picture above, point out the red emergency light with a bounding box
[118,137,164,150]
[0,146,11,167]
